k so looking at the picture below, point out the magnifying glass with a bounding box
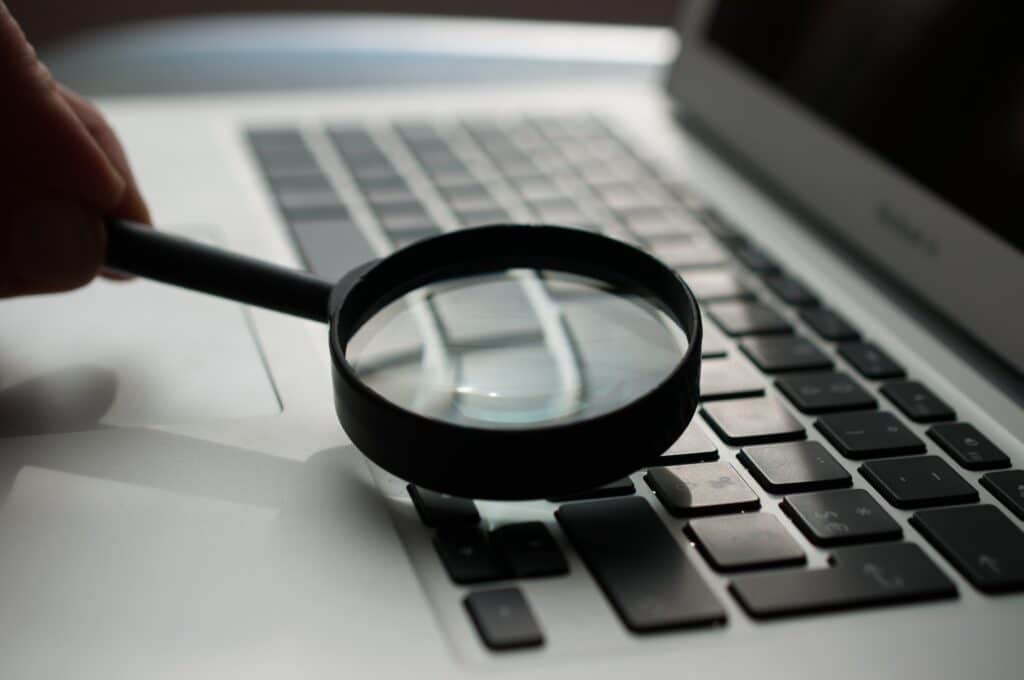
[105,219,702,500]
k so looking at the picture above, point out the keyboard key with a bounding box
[708,302,792,336]
[763,275,818,307]
[730,542,956,619]
[911,505,1024,592]
[776,371,876,413]
[700,357,764,400]
[700,319,729,358]
[816,411,925,459]
[838,341,905,379]
[455,208,514,227]
[800,308,859,341]
[465,588,543,650]
[733,244,780,275]
[621,208,703,240]
[435,529,507,584]
[881,381,955,423]
[547,477,635,502]
[288,215,377,281]
[860,457,978,509]
[408,485,480,527]
[686,513,805,571]
[980,470,1024,520]
[660,424,719,465]
[556,497,726,631]
[651,237,729,269]
[928,422,1011,471]
[701,397,805,445]
[738,441,852,493]
[740,336,832,372]
[697,208,745,244]
[682,269,754,302]
[490,522,568,578]
[646,462,760,517]
[783,489,901,546]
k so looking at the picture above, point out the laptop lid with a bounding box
[668,1,1024,377]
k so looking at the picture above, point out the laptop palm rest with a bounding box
[0,227,281,436]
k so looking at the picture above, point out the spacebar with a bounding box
[556,497,726,631]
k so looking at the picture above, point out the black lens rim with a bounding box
[327,224,702,500]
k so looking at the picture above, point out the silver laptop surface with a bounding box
[1,1,1022,678]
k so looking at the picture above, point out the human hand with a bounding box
[0,2,150,298]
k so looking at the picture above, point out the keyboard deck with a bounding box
[246,116,1024,653]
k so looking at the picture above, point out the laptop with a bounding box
[2,1,1022,677]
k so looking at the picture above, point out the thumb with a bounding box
[0,195,106,297]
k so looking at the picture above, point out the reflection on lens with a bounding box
[345,269,688,429]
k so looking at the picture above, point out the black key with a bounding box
[379,212,437,234]
[699,357,764,400]
[701,397,805,445]
[646,462,760,517]
[490,522,568,578]
[686,513,805,571]
[465,588,543,650]
[435,529,507,584]
[730,542,956,619]
[547,477,635,502]
[269,173,333,193]
[776,372,876,413]
[683,269,754,302]
[697,208,745,244]
[408,484,480,527]
[651,237,729,269]
[860,457,978,509]
[881,380,955,423]
[700,319,730,358]
[738,441,852,493]
[816,411,925,459]
[660,425,719,465]
[708,302,792,336]
[556,497,726,631]
[911,505,1024,592]
[838,341,905,379]
[980,470,1024,520]
[276,188,344,214]
[783,489,901,546]
[764,275,818,307]
[455,208,515,227]
[289,215,377,281]
[800,308,859,341]
[734,244,780,275]
[281,200,350,222]
[928,422,1011,471]
[740,336,832,372]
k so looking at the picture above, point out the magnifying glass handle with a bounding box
[104,218,333,322]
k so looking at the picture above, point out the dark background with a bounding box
[10,1,679,48]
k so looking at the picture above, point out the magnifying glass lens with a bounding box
[345,269,689,430]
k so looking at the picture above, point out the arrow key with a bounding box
[911,505,1024,593]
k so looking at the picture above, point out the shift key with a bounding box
[556,497,726,632]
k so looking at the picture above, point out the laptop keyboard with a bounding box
[246,115,1023,651]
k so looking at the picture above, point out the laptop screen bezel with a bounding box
[667,0,1024,377]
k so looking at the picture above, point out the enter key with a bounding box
[730,542,956,618]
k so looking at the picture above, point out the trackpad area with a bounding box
[0,228,281,436]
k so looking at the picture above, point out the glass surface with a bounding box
[345,269,689,429]
[708,0,1023,253]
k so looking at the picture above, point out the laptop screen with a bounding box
[706,1,1022,255]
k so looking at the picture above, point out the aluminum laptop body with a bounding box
[1,2,1021,678]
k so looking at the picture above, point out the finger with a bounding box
[0,194,106,298]
[58,84,152,225]
[0,3,126,211]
